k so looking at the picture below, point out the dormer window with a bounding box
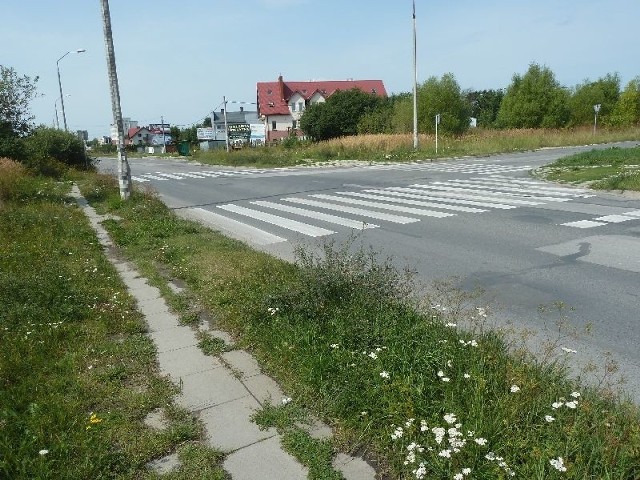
[267,89,273,94]
[268,102,275,107]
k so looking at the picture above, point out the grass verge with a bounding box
[536,145,640,191]
[77,172,640,479]
[182,127,640,167]
[0,161,225,478]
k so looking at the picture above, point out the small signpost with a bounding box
[593,104,601,135]
[435,114,441,154]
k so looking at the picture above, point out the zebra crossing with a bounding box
[130,162,532,184]
[201,175,597,244]
[561,210,640,229]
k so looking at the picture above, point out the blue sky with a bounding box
[2,0,638,139]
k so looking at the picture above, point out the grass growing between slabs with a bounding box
[0,160,226,479]
[77,172,640,479]
[536,145,640,191]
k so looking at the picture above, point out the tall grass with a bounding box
[82,177,640,479]
[0,171,220,478]
[189,127,639,167]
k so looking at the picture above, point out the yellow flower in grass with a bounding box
[86,412,103,430]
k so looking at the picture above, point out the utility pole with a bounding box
[100,0,131,199]
[223,96,230,152]
[161,115,166,153]
[412,0,419,150]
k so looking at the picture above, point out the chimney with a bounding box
[278,74,285,101]
[240,106,244,112]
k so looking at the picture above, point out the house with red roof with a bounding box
[257,76,387,142]
[127,126,152,146]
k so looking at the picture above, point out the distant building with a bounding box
[256,76,387,142]
[110,117,138,144]
[127,127,152,146]
[199,107,264,149]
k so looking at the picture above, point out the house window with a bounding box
[272,121,277,130]
[298,102,304,111]
[290,103,296,112]
[292,120,297,129]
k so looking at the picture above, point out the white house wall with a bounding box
[269,114,294,133]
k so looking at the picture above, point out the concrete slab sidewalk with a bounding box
[72,184,375,479]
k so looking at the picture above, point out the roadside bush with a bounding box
[0,158,27,200]
[23,126,89,175]
[0,135,26,161]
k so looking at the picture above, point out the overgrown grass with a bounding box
[0,164,225,478]
[188,127,639,167]
[537,146,640,191]
[80,173,640,479]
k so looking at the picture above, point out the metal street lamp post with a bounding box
[593,104,601,135]
[54,94,70,129]
[56,49,86,131]
[412,0,419,150]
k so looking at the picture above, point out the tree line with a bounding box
[300,63,640,141]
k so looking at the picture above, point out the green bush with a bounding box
[0,134,26,161]
[23,126,89,174]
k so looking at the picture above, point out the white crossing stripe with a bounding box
[131,176,150,182]
[137,174,168,181]
[283,198,419,224]
[459,179,581,196]
[196,172,221,177]
[594,214,639,223]
[485,175,594,197]
[218,204,335,237]
[623,210,640,217]
[252,201,378,229]
[561,220,608,229]
[179,172,207,178]
[332,191,486,213]
[154,172,185,179]
[380,188,517,209]
[309,194,454,218]
[440,180,572,202]
[410,184,543,205]
[186,208,286,245]
[483,176,592,194]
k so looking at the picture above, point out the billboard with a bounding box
[227,123,251,141]
[197,127,216,140]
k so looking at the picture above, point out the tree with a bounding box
[300,88,384,141]
[392,73,471,135]
[608,77,640,127]
[466,89,504,128]
[357,93,410,135]
[0,66,38,160]
[568,74,620,126]
[496,63,570,129]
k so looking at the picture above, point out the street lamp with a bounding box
[56,48,86,131]
[54,94,70,129]
[593,104,601,135]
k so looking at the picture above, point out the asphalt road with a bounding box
[97,142,640,401]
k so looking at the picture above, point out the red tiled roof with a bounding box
[127,127,141,139]
[257,77,387,116]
